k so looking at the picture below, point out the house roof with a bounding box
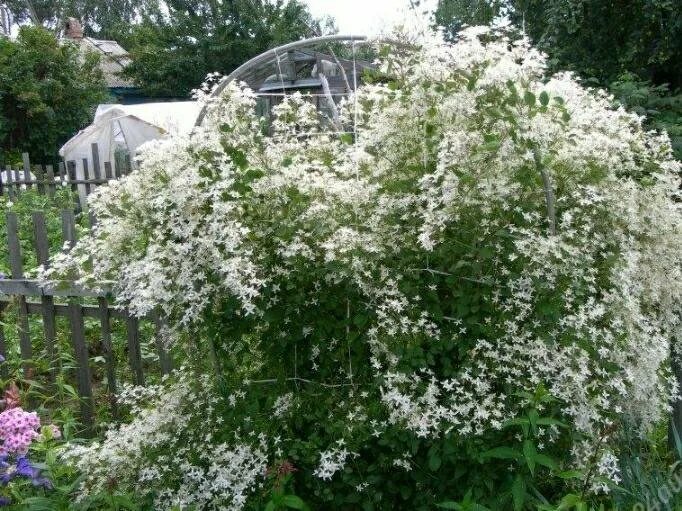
[78,37,136,89]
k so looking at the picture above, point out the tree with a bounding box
[433,0,507,37]
[434,0,682,157]
[118,0,324,97]
[0,0,161,39]
[0,25,108,163]
[435,0,682,86]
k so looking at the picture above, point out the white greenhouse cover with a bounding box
[59,101,200,207]
[59,101,200,167]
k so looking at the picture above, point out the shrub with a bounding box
[46,26,682,510]
[0,26,108,165]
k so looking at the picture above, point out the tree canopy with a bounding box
[434,0,682,157]
[435,0,682,86]
[0,0,160,39]
[118,0,327,97]
[0,25,108,164]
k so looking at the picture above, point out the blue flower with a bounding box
[0,456,52,490]
[0,495,10,506]
[15,457,38,479]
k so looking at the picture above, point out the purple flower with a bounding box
[15,457,38,479]
[0,496,10,506]
[0,456,51,489]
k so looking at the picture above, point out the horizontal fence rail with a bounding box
[0,207,171,432]
[1,143,132,212]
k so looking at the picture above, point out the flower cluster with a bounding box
[50,24,682,507]
[64,372,269,510]
[0,407,40,456]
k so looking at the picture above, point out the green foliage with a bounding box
[0,188,80,276]
[433,0,506,36]
[434,0,682,161]
[435,0,682,87]
[0,0,159,40]
[610,73,682,159]
[0,25,108,164]
[118,0,325,97]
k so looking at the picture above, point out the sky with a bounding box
[303,0,438,36]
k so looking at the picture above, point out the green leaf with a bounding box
[539,91,550,106]
[429,452,442,471]
[524,91,536,106]
[556,493,583,510]
[523,440,536,475]
[536,417,568,428]
[503,417,530,429]
[557,470,583,480]
[481,447,522,460]
[528,409,539,433]
[339,133,354,145]
[281,495,310,510]
[534,453,558,471]
[511,474,526,511]
[264,502,276,511]
[436,502,462,510]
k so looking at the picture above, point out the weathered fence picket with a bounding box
[0,208,172,432]
[0,143,131,212]
[6,213,32,375]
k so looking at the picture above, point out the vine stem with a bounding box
[534,148,557,236]
[246,378,355,388]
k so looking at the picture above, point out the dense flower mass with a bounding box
[0,407,40,456]
[64,373,269,510]
[50,24,682,510]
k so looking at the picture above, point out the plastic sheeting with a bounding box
[58,101,200,207]
[60,101,200,168]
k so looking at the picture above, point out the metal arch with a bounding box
[194,34,369,127]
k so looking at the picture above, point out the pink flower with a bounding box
[0,407,40,456]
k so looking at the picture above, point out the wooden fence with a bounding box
[0,208,171,433]
[1,143,132,212]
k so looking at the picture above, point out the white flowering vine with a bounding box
[49,25,682,509]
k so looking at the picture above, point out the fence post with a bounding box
[21,153,31,191]
[5,167,14,200]
[6,212,32,375]
[45,165,56,198]
[126,314,144,386]
[66,161,81,213]
[61,209,94,432]
[98,297,118,419]
[33,211,58,379]
[58,162,67,188]
[12,168,21,197]
[82,158,91,197]
[34,165,45,195]
[91,143,102,182]
[68,301,94,433]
